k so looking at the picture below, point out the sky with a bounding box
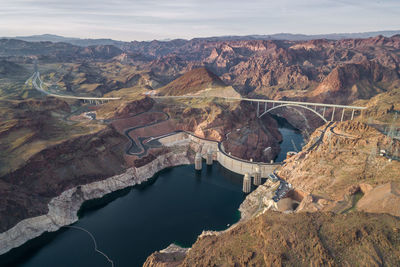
[0,0,399,41]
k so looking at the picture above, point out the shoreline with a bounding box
[0,129,284,257]
[0,150,191,256]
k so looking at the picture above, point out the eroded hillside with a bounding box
[278,121,400,214]
[176,212,400,267]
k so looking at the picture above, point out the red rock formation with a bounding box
[157,67,226,96]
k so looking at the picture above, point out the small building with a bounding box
[268,173,279,182]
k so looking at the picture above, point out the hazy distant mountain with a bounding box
[4,34,125,47]
[2,30,400,47]
[196,30,400,41]
[0,39,123,62]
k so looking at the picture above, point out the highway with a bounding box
[151,95,367,110]
[27,71,121,101]
[27,70,365,111]
[123,111,170,156]
[152,94,366,123]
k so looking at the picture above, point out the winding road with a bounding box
[27,71,121,101]
[120,111,171,157]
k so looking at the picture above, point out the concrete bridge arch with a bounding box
[258,103,328,123]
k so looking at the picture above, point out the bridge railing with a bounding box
[151,95,366,110]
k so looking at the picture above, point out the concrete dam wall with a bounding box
[159,132,280,177]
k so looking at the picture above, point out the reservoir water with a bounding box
[1,163,245,267]
[0,121,304,267]
[275,117,304,162]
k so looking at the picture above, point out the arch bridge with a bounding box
[247,98,366,122]
[151,95,367,122]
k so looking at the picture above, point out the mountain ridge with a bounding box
[157,67,227,96]
[2,30,400,47]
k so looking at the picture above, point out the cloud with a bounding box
[0,0,399,40]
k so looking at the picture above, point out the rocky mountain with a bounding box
[308,59,400,104]
[0,98,128,232]
[0,33,399,266]
[0,39,124,62]
[6,30,400,46]
[278,121,400,210]
[167,211,400,266]
[2,34,400,105]
[157,67,228,96]
[8,34,125,47]
[136,35,400,104]
[0,60,26,77]
[144,120,400,266]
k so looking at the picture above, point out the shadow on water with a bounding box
[1,119,304,267]
[1,162,245,267]
[271,114,301,131]
[0,167,173,267]
[271,114,304,162]
[0,229,69,267]
[206,164,213,175]
[77,166,177,218]
[77,187,132,218]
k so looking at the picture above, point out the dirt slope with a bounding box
[145,211,400,267]
[157,68,228,96]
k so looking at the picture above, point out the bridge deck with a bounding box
[151,95,366,110]
[30,71,121,101]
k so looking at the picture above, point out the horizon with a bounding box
[3,29,400,43]
[1,0,399,41]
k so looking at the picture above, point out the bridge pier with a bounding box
[195,152,202,170]
[250,99,366,123]
[341,108,345,122]
[243,173,251,193]
[253,165,261,186]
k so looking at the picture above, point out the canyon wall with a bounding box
[0,150,190,255]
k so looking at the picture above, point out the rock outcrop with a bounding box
[277,121,400,214]
[143,244,189,267]
[177,211,400,266]
[157,67,229,96]
[357,182,400,216]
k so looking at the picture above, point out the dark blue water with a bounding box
[0,163,245,267]
[0,121,304,267]
[275,118,304,162]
